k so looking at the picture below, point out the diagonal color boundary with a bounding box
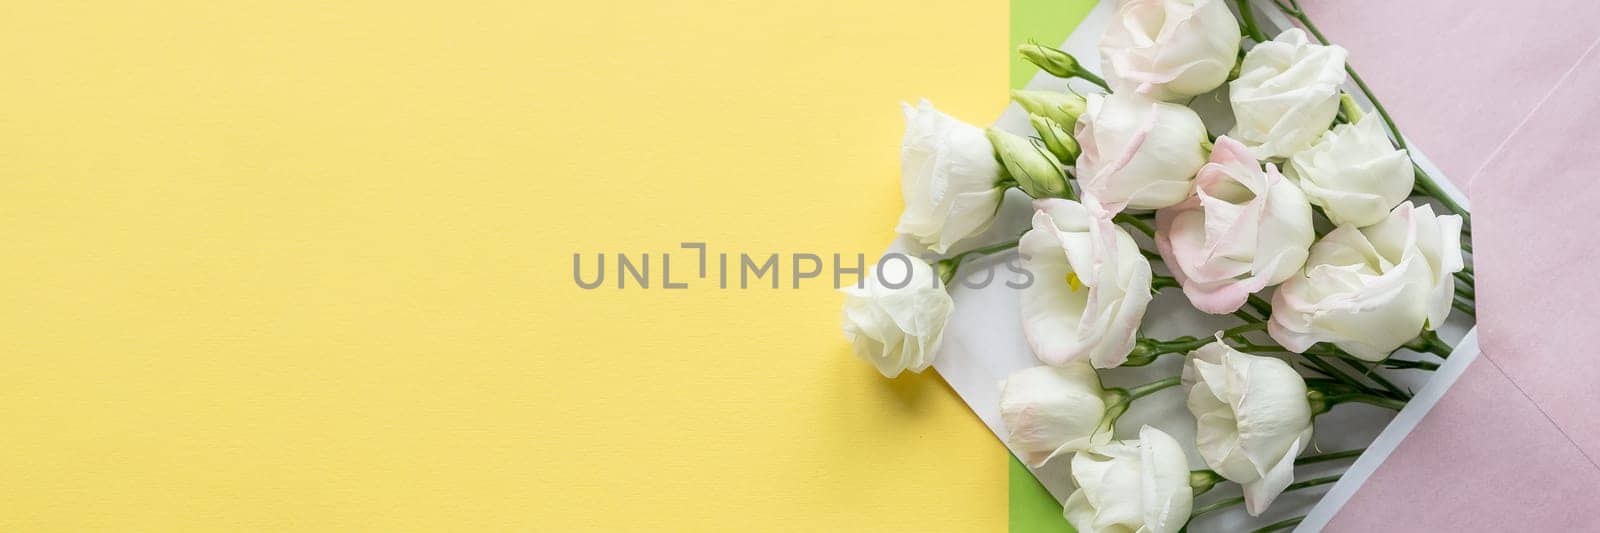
[1006,0,1096,531]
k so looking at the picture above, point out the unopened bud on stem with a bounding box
[1029,114,1080,162]
[1338,92,1365,123]
[1017,43,1107,89]
[987,128,1071,200]
[1011,90,1087,129]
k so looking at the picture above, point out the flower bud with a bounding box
[1011,90,1087,129]
[987,128,1070,199]
[1189,470,1224,495]
[1029,114,1080,162]
[1018,42,1086,80]
[1338,92,1365,123]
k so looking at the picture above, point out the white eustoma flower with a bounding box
[1270,202,1465,360]
[1185,341,1313,516]
[999,364,1112,467]
[1019,198,1153,369]
[1155,136,1313,314]
[1228,29,1348,159]
[1287,116,1415,227]
[1075,93,1210,212]
[1063,426,1194,533]
[896,99,1008,254]
[840,257,954,377]
[1099,0,1241,102]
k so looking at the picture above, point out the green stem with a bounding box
[1099,376,1183,431]
[1454,296,1477,318]
[1321,349,1409,400]
[1234,0,1268,41]
[1308,382,1408,414]
[1295,448,1365,466]
[1151,274,1181,292]
[1245,294,1273,320]
[1189,475,1341,520]
[1276,3,1471,225]
[1076,69,1110,91]
[1403,330,1454,359]
[1125,324,1262,366]
[936,238,1020,285]
[1124,335,1211,366]
[1114,213,1156,237]
[1252,516,1305,533]
[1230,295,1412,397]
[1221,321,1268,340]
[1251,342,1435,371]
[1299,352,1392,399]
[1412,166,1471,226]
[1380,358,1440,371]
[1340,393,1407,411]
[1190,496,1246,519]
[1127,376,1182,400]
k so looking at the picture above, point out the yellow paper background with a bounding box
[0,1,1010,530]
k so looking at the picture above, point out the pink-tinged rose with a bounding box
[1269,202,1465,360]
[1155,137,1314,314]
[1075,93,1209,213]
[1019,198,1153,369]
[1099,0,1241,102]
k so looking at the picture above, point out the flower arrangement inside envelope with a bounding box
[840,0,1476,531]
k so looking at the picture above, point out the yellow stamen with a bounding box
[1066,272,1083,292]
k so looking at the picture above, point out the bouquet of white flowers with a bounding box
[842,1,1475,531]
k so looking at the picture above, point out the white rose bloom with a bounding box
[1228,29,1348,159]
[1185,341,1313,516]
[999,364,1111,467]
[1075,93,1210,212]
[840,257,954,377]
[1269,202,1465,360]
[1020,198,1153,369]
[1154,136,1313,314]
[896,99,1008,254]
[1063,426,1194,533]
[1099,0,1241,102]
[1287,116,1415,227]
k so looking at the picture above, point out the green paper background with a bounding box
[1007,0,1096,531]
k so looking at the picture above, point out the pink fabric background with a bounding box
[1303,0,1600,530]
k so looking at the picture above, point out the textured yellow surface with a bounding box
[0,1,1010,530]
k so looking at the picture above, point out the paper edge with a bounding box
[1240,3,1480,530]
[897,0,1481,526]
[1294,331,1479,531]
